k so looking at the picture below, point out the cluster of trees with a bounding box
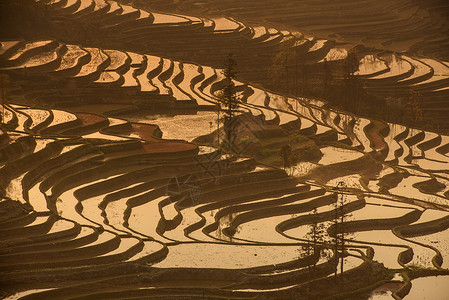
[269,37,428,130]
[269,36,365,115]
[1,0,108,50]
[300,182,354,286]
[270,36,304,96]
[0,0,51,40]
[279,144,297,176]
[384,87,424,127]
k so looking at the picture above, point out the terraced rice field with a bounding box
[1,0,449,299]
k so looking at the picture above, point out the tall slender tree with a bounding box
[331,181,354,281]
[342,49,361,113]
[220,54,240,148]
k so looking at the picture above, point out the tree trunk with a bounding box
[217,105,220,148]
[334,238,338,281]
[340,235,344,278]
